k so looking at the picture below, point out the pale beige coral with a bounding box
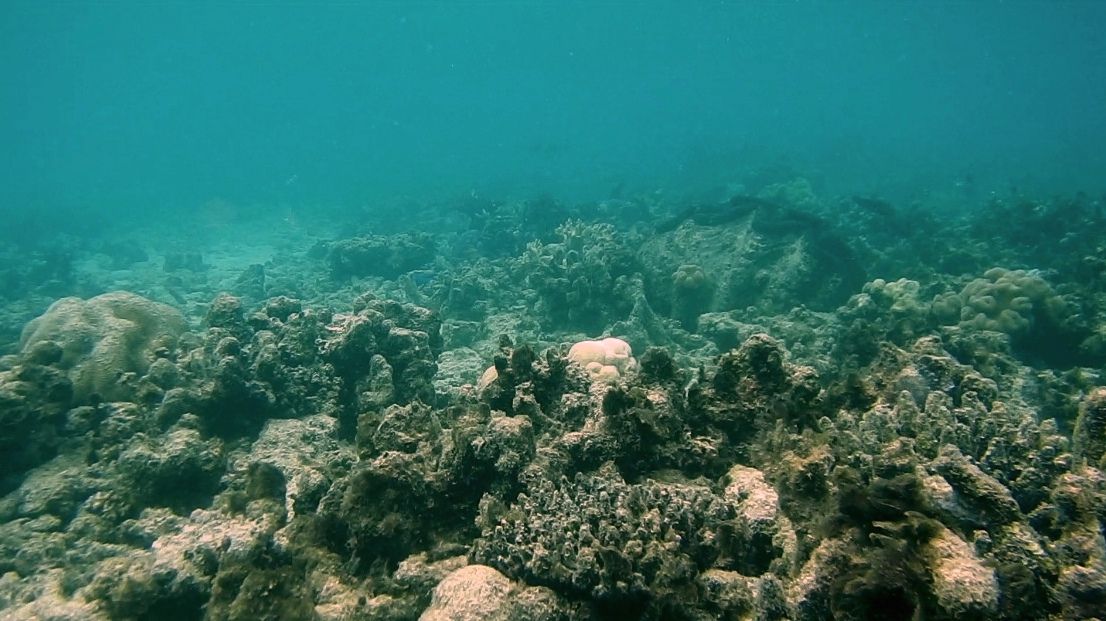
[588,362,621,383]
[567,337,636,382]
[475,338,635,392]
[19,291,186,403]
[476,365,499,393]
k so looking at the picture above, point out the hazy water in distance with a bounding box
[2,2,1104,237]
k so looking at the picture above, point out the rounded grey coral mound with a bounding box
[19,291,186,404]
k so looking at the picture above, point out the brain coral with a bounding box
[20,291,186,403]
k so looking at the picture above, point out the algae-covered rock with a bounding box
[513,220,639,334]
[1074,387,1106,468]
[325,449,444,566]
[919,525,999,618]
[116,428,225,515]
[699,333,822,435]
[204,292,248,339]
[243,414,350,523]
[326,232,437,279]
[319,296,442,409]
[19,291,186,404]
[644,185,866,316]
[0,357,72,488]
[722,465,796,577]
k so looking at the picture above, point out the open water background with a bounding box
[2,2,1104,237]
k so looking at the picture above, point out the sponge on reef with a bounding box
[20,291,186,403]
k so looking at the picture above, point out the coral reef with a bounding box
[3,182,1106,621]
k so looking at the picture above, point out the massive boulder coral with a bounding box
[861,277,930,337]
[955,268,1065,334]
[845,268,1105,368]
[418,564,578,621]
[566,337,637,382]
[671,264,714,331]
[938,267,1097,365]
[19,291,186,404]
